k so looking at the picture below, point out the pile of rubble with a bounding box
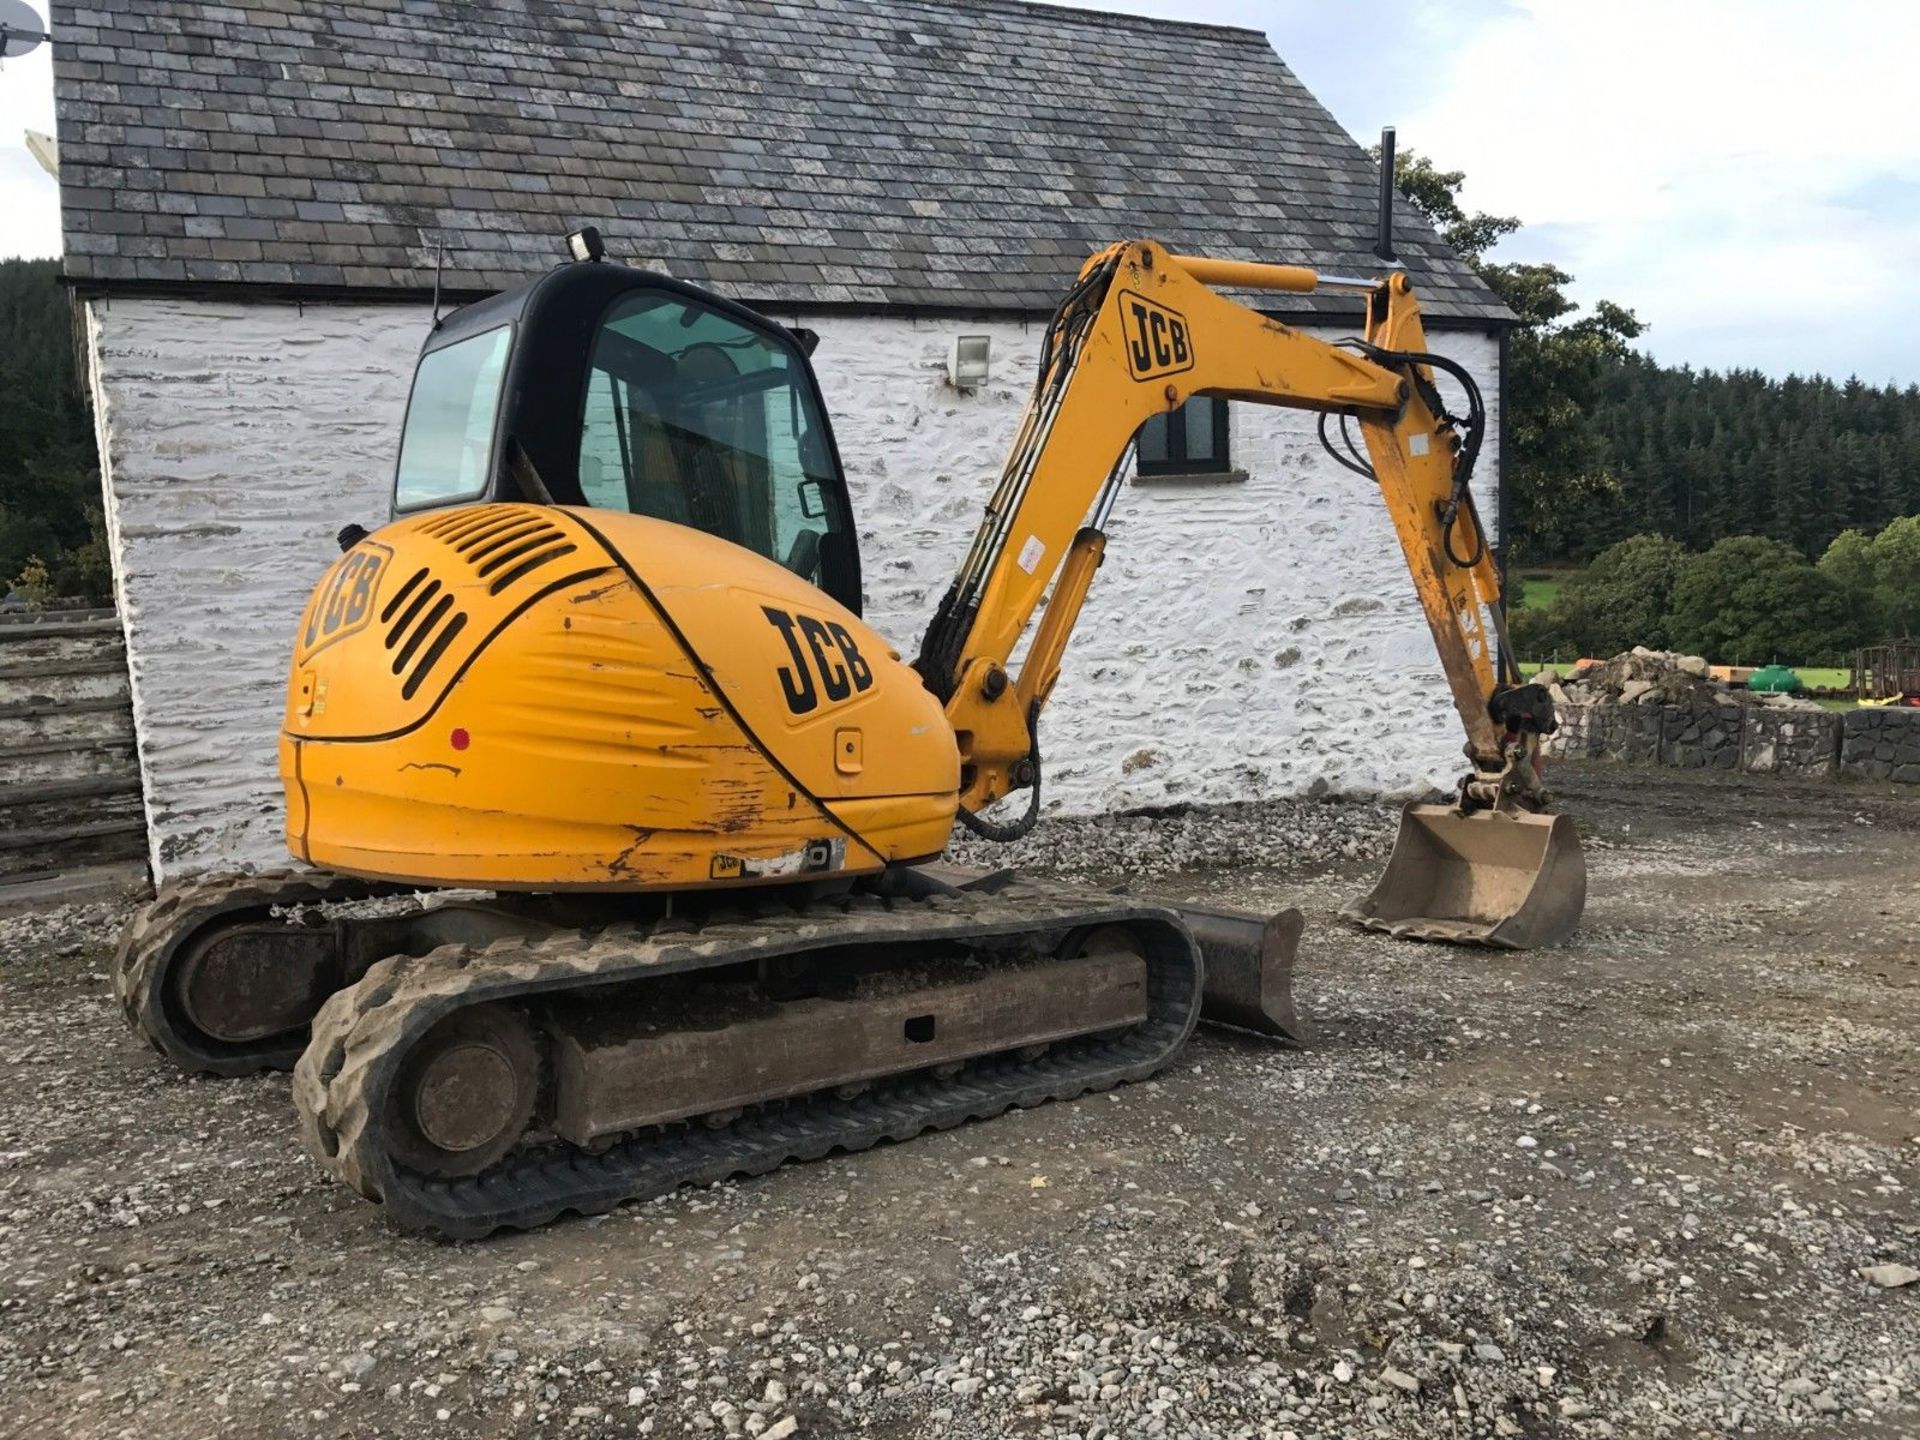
[1539,648,1822,710]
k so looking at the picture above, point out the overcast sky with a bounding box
[2,0,1915,384]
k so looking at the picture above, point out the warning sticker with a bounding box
[1016,535,1046,574]
[1409,432,1430,457]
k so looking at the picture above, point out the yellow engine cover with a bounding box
[281,505,959,890]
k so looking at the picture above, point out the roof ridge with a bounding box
[897,0,1271,43]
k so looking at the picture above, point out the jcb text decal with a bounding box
[1119,291,1194,381]
[302,543,391,657]
[762,606,875,715]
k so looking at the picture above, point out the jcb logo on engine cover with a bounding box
[1120,291,1194,381]
[762,606,875,716]
[301,543,392,659]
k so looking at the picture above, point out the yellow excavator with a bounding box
[114,234,1584,1236]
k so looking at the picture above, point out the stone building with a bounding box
[51,0,1512,879]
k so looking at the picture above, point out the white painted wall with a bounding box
[86,297,1499,880]
[86,299,430,878]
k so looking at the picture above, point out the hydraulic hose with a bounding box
[956,704,1043,842]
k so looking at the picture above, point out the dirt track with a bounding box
[1,762,1916,1440]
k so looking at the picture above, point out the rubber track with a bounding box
[295,881,1203,1238]
[114,869,413,1076]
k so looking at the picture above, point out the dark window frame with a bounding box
[1135,396,1231,477]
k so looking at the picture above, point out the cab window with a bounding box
[394,325,512,509]
[578,293,853,604]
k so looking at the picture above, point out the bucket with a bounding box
[1340,803,1585,949]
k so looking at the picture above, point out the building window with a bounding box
[1135,397,1231,477]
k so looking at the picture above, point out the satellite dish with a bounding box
[0,0,49,59]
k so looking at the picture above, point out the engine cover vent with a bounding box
[377,507,577,701]
[423,505,580,596]
[290,505,617,741]
[380,568,467,701]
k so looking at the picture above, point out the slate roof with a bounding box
[51,0,1511,321]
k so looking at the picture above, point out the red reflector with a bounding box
[450,728,471,751]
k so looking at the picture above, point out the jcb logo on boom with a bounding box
[1120,291,1194,381]
[762,606,875,715]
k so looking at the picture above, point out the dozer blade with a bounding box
[917,864,1305,1045]
[1168,901,1306,1044]
[1340,802,1586,949]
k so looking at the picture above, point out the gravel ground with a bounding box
[1,762,1916,1440]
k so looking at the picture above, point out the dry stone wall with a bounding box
[1549,698,1920,784]
[1841,707,1920,783]
[1745,706,1843,778]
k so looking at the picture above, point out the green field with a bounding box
[1793,667,1851,689]
[1511,569,1576,612]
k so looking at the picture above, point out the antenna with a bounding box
[1375,125,1398,264]
[0,0,49,60]
[429,239,446,330]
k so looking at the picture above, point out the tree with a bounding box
[1818,528,1882,638]
[1550,533,1688,655]
[1386,149,1643,564]
[1869,514,1920,636]
[1583,355,1920,563]
[1506,603,1564,662]
[1823,516,1920,641]
[1506,532,1687,661]
[1668,536,1860,665]
[0,258,107,604]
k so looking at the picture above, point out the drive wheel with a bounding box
[385,1005,540,1178]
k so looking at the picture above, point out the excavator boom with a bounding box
[914,241,1584,946]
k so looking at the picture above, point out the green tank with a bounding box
[1747,663,1803,693]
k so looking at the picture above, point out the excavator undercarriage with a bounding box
[296,880,1205,1238]
[118,869,1299,1237]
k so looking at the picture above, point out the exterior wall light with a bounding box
[948,334,991,390]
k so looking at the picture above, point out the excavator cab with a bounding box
[392,247,864,614]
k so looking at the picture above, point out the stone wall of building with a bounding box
[87,294,1501,880]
